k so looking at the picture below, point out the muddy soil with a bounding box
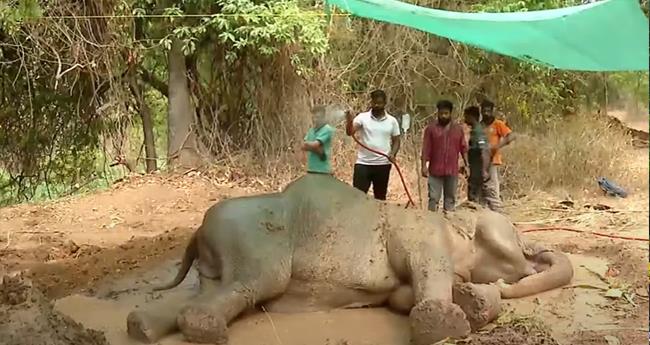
[50,246,646,345]
[0,273,108,345]
[0,150,648,345]
[466,325,559,345]
[52,255,562,345]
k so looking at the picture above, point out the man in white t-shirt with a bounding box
[345,90,401,200]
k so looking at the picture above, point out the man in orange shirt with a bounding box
[480,100,515,211]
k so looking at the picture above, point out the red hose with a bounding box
[350,135,416,208]
[520,226,649,242]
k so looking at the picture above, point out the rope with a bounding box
[520,226,649,242]
[349,135,416,209]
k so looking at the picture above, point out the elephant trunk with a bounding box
[500,250,574,299]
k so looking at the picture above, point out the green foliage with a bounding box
[0,0,41,33]
[130,0,329,156]
[209,0,328,57]
[472,0,582,12]
[1,0,647,206]
[0,0,126,205]
[607,72,649,109]
[0,58,105,204]
[0,0,330,206]
[137,0,328,65]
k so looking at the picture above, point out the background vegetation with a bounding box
[0,0,647,206]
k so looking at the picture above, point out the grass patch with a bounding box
[500,113,638,198]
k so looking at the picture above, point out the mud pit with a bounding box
[52,257,560,345]
[48,251,637,345]
[1,165,648,345]
[0,273,108,345]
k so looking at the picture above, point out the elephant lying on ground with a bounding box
[126,174,573,345]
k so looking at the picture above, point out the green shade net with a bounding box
[325,0,649,71]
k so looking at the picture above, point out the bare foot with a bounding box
[453,283,501,331]
[409,299,471,345]
[177,306,228,344]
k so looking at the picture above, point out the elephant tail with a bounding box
[500,249,574,299]
[153,230,199,291]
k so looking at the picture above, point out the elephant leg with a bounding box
[406,242,471,345]
[178,277,291,344]
[177,254,291,344]
[175,283,245,344]
[452,283,501,331]
[388,281,501,332]
[126,276,220,343]
[126,290,194,343]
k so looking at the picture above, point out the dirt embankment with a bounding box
[0,173,258,298]
[607,109,649,147]
[0,273,108,345]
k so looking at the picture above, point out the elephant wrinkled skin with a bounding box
[126,174,573,345]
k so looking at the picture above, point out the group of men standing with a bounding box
[420,99,514,212]
[301,89,514,213]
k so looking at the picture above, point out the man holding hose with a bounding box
[345,90,401,201]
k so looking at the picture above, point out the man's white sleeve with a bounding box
[391,118,401,136]
[353,114,363,127]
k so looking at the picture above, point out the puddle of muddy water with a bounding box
[53,254,634,345]
[55,259,409,345]
[504,254,631,343]
[56,294,408,345]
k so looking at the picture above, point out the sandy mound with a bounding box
[0,272,108,345]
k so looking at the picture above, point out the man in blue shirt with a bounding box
[302,105,335,174]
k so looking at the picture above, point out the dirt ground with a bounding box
[0,272,108,345]
[0,146,648,345]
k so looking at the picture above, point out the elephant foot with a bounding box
[127,310,175,343]
[409,299,471,345]
[177,306,228,344]
[453,283,502,331]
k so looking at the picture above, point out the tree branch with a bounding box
[138,67,168,97]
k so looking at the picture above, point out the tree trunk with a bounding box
[129,77,158,173]
[167,37,201,169]
[600,72,609,115]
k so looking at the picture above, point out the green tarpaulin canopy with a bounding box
[325,0,649,71]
